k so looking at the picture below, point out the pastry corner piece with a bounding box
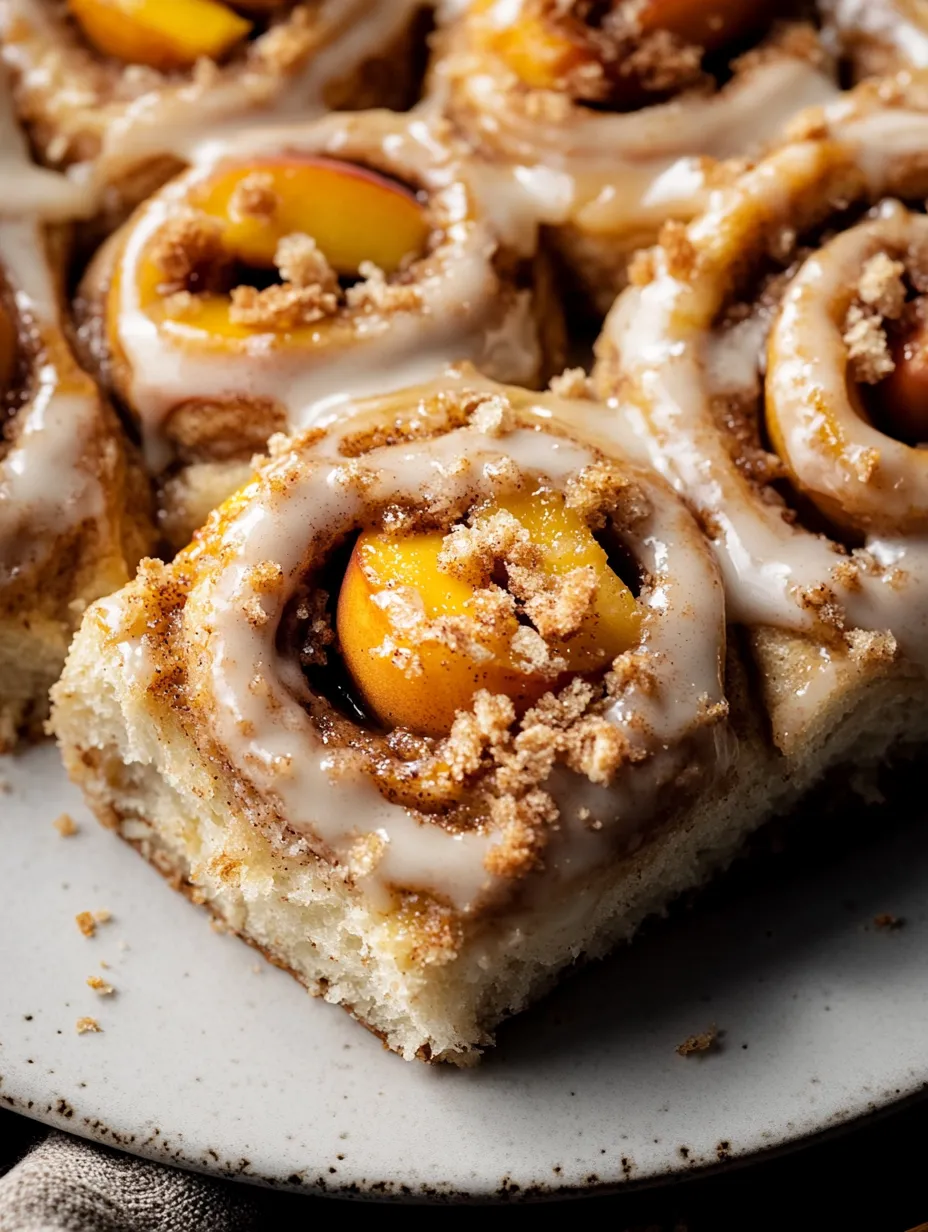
[51,372,779,1063]
[0,104,151,749]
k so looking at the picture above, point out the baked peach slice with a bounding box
[337,491,641,737]
[878,318,928,444]
[477,0,769,98]
[635,0,772,55]
[0,301,17,394]
[190,158,430,277]
[68,0,252,72]
[127,158,430,344]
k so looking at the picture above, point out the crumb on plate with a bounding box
[676,1026,720,1057]
[53,812,78,837]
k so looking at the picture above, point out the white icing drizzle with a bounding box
[108,111,543,471]
[108,373,728,911]
[0,66,92,220]
[0,0,426,197]
[0,76,106,575]
[823,0,928,68]
[435,5,839,238]
[596,123,928,667]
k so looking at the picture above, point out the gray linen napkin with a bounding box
[0,1131,259,1232]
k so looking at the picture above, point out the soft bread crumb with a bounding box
[76,1017,102,1034]
[53,812,78,837]
[86,975,115,995]
[676,1025,719,1056]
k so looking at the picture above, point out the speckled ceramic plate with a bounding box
[2,743,926,1202]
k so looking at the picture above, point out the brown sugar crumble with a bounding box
[843,252,907,386]
[228,170,278,221]
[53,812,78,837]
[75,909,112,938]
[86,975,115,996]
[229,280,337,330]
[344,261,423,314]
[274,233,338,293]
[150,211,225,292]
[548,367,594,400]
[76,1017,102,1035]
[676,1025,720,1057]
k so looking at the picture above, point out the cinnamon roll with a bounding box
[76,109,563,545]
[51,370,782,1062]
[0,80,150,749]
[593,78,928,766]
[0,1,431,217]
[433,1,838,313]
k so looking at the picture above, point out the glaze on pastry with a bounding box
[593,75,928,759]
[76,109,563,544]
[0,0,430,217]
[432,0,838,312]
[0,75,150,748]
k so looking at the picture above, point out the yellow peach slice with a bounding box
[68,0,252,72]
[336,491,640,737]
[190,158,430,276]
[0,301,17,394]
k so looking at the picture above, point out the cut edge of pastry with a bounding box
[52,601,927,1064]
[50,618,774,1063]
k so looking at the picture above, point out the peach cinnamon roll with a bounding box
[433,0,838,313]
[594,79,928,763]
[0,0,430,217]
[77,110,562,545]
[0,84,150,748]
[51,369,784,1062]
